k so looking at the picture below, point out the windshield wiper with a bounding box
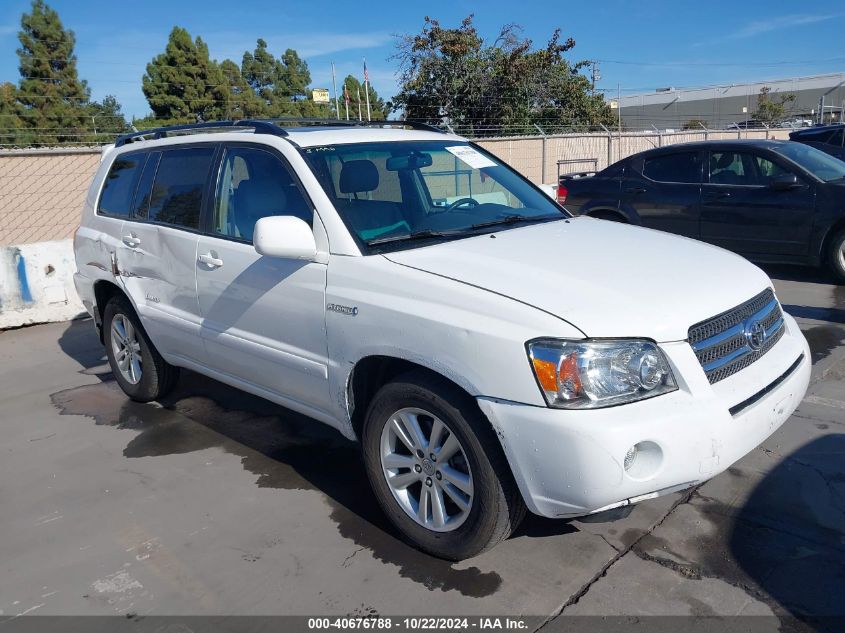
[469,213,563,231]
[366,229,465,246]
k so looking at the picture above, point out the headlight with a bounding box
[527,339,677,409]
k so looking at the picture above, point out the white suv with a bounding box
[74,120,811,560]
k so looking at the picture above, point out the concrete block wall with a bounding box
[0,239,85,329]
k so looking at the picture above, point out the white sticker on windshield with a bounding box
[445,145,497,169]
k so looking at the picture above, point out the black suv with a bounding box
[558,140,845,281]
[789,124,845,161]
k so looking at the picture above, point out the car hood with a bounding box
[382,217,772,341]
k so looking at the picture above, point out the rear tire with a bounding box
[103,295,179,402]
[826,228,845,283]
[362,370,526,560]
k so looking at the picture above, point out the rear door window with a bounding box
[642,153,701,183]
[98,152,146,218]
[146,146,216,230]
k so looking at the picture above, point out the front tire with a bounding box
[103,296,179,402]
[362,370,526,560]
[826,228,845,283]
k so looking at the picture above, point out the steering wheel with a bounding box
[445,197,480,211]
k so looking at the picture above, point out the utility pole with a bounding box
[617,83,622,136]
[591,62,601,96]
[819,96,825,125]
[331,62,340,120]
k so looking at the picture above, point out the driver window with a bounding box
[213,147,312,243]
[710,151,788,186]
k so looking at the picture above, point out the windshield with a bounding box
[771,142,845,182]
[301,140,566,251]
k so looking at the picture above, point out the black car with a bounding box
[558,140,845,281]
[789,124,845,161]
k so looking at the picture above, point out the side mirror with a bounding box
[253,216,317,261]
[769,173,801,191]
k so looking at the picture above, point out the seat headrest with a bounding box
[339,160,379,194]
[716,153,734,169]
[232,178,287,241]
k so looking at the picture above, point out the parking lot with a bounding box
[1,264,843,629]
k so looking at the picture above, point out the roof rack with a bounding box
[114,118,446,147]
[263,118,447,134]
[114,120,288,147]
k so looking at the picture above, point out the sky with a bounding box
[1,0,845,120]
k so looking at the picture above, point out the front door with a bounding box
[195,144,330,412]
[700,149,815,259]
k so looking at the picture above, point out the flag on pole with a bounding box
[363,58,372,122]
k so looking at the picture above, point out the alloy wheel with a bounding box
[110,314,142,385]
[379,407,474,532]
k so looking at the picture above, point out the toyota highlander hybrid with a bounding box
[73,120,811,560]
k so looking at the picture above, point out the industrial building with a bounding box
[617,72,845,130]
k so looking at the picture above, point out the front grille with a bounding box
[688,288,785,384]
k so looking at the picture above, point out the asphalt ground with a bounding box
[0,264,843,632]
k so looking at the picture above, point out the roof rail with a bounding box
[114,120,288,147]
[114,118,448,147]
[261,118,447,134]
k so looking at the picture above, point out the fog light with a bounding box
[623,441,663,480]
[624,445,638,471]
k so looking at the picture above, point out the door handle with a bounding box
[703,191,732,200]
[122,234,141,247]
[624,186,647,194]
[198,252,224,268]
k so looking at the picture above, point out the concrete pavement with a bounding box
[0,265,843,630]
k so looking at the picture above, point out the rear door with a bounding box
[118,144,218,364]
[699,149,815,259]
[620,150,703,238]
[195,143,330,412]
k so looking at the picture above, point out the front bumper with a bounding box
[478,313,811,518]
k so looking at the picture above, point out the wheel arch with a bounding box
[820,217,845,263]
[346,355,484,443]
[585,207,629,222]
[93,279,128,342]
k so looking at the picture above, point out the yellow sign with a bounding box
[312,88,330,103]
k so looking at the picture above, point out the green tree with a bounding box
[341,74,388,120]
[16,0,91,146]
[219,58,265,119]
[0,82,24,145]
[87,95,130,143]
[753,86,796,125]
[682,119,708,130]
[279,49,311,100]
[241,39,332,117]
[393,15,614,136]
[142,27,228,125]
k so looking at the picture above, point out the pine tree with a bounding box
[242,39,289,115]
[87,95,130,143]
[0,82,24,145]
[219,59,265,119]
[279,49,311,100]
[16,0,91,146]
[142,27,228,125]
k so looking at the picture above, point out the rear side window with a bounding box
[826,128,844,147]
[146,147,215,229]
[643,153,701,183]
[98,152,145,218]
